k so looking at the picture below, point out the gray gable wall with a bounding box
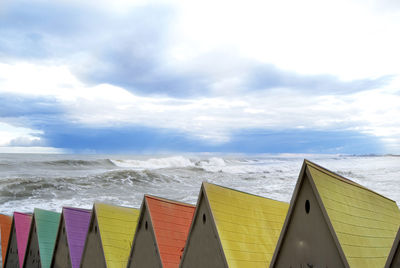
[271,168,347,268]
[127,201,162,268]
[4,221,19,268]
[180,190,227,268]
[23,219,41,268]
[51,216,72,268]
[80,210,106,268]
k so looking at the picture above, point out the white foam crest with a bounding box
[111,156,195,170]
[197,157,226,167]
[197,157,264,173]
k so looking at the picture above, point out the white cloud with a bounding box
[1,63,400,151]
[0,122,43,146]
[171,0,400,80]
[0,146,65,154]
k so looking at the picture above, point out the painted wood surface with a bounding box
[14,212,32,268]
[308,161,400,268]
[146,196,195,268]
[385,227,400,268]
[95,203,140,268]
[63,207,91,268]
[204,182,289,268]
[0,214,12,267]
[34,208,60,268]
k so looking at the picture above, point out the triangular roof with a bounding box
[271,160,400,268]
[182,182,289,268]
[52,207,91,268]
[129,195,195,268]
[25,208,61,268]
[94,203,140,268]
[0,214,12,266]
[63,207,91,268]
[385,227,400,268]
[13,212,32,268]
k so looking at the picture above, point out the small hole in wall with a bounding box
[202,213,206,224]
[305,200,310,214]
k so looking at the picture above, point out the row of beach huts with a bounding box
[0,160,399,268]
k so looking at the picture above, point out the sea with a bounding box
[0,153,399,263]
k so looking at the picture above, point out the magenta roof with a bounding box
[14,212,32,268]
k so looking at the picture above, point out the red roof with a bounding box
[146,196,195,268]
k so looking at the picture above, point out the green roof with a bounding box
[307,161,400,268]
[34,208,61,268]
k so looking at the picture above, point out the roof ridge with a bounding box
[14,212,32,216]
[304,159,396,203]
[203,181,287,204]
[63,207,91,213]
[145,194,195,208]
[94,202,139,211]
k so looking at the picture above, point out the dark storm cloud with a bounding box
[0,94,61,117]
[40,123,384,154]
[246,64,393,94]
[0,94,65,132]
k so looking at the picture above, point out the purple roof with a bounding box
[63,207,91,268]
[14,212,32,268]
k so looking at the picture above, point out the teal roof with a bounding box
[34,208,61,268]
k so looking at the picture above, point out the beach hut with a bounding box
[0,214,12,267]
[80,203,140,268]
[127,195,195,268]
[385,227,400,268]
[50,207,91,268]
[3,212,32,268]
[23,208,60,268]
[180,182,289,268]
[270,160,400,268]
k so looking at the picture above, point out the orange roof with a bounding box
[146,196,195,268]
[0,214,12,266]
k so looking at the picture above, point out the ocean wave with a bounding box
[108,155,301,174]
[41,159,116,168]
[94,169,182,184]
[195,157,226,167]
[0,168,183,204]
[110,156,232,172]
[335,170,365,180]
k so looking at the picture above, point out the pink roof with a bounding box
[14,212,32,268]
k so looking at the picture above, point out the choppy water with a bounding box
[0,153,399,216]
[0,153,399,264]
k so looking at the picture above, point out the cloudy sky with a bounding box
[0,0,399,154]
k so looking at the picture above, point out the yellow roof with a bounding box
[308,162,400,268]
[95,203,140,268]
[204,182,289,268]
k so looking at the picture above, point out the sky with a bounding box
[0,0,400,154]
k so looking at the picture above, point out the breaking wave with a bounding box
[0,153,399,220]
[111,156,195,170]
[110,156,230,171]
